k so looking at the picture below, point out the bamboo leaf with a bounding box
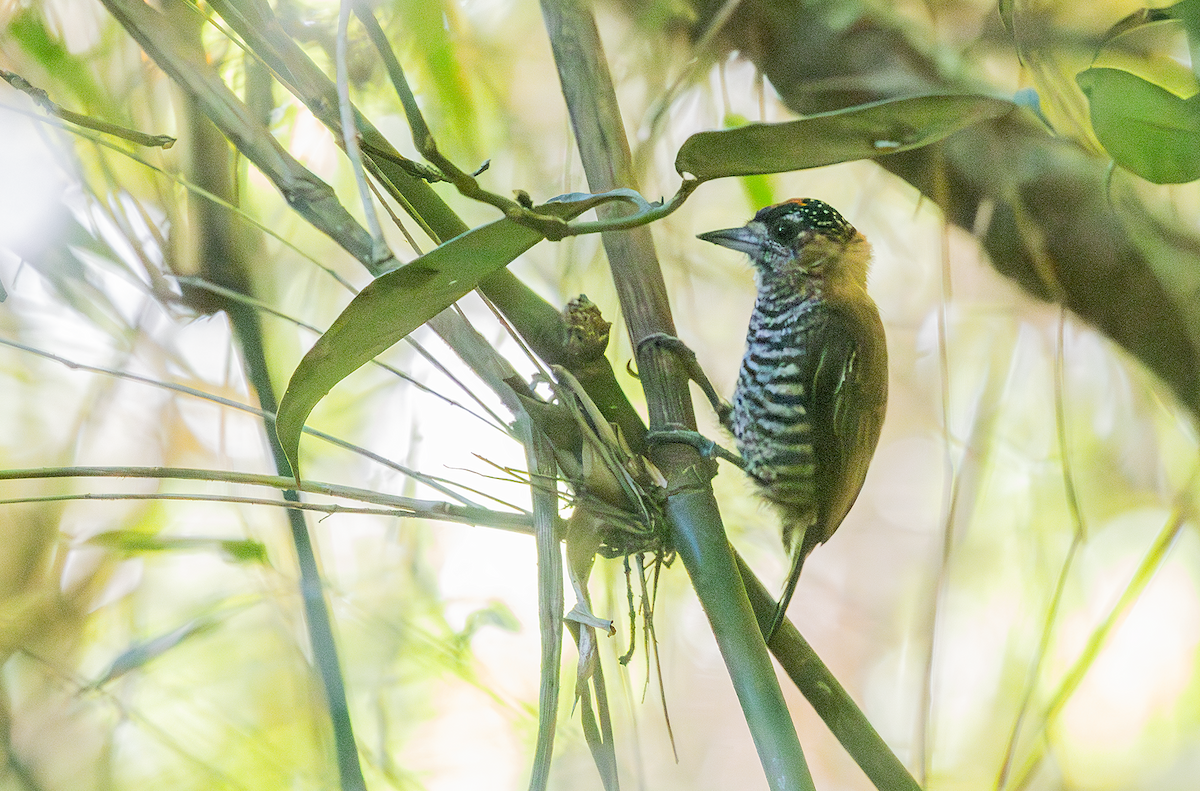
[7,9,109,112]
[675,94,1013,181]
[91,616,222,686]
[88,530,269,563]
[275,197,594,477]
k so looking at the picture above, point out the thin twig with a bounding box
[1007,489,1195,790]
[920,193,959,785]
[1,101,357,291]
[175,276,511,435]
[994,309,1088,790]
[0,492,533,532]
[0,336,482,507]
[336,0,390,267]
[0,466,534,532]
[2,68,175,148]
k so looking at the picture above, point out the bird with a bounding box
[698,198,888,640]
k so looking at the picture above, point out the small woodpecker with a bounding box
[699,198,888,640]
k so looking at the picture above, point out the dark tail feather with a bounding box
[766,525,808,641]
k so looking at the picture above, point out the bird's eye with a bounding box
[769,218,799,242]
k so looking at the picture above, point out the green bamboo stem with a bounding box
[736,554,923,791]
[537,0,814,788]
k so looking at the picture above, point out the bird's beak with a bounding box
[697,223,767,256]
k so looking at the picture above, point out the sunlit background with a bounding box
[3,0,1200,789]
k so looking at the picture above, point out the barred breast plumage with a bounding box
[700,198,888,639]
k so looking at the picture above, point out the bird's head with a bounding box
[698,198,871,299]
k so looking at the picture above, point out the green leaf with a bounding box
[7,9,109,112]
[392,0,479,158]
[461,601,521,641]
[675,94,1014,181]
[88,531,269,564]
[275,197,597,478]
[92,616,221,686]
[999,0,1015,37]
[1077,67,1200,184]
[1166,0,1200,64]
[723,114,777,208]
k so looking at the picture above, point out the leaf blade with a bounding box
[276,218,541,476]
[675,94,1014,181]
[1077,66,1200,184]
[275,194,607,478]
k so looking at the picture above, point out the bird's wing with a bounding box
[766,297,886,642]
[806,302,888,544]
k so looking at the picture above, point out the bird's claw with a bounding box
[645,427,744,468]
[637,332,695,360]
[714,401,734,433]
[637,333,732,425]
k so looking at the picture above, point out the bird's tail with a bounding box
[766,523,808,641]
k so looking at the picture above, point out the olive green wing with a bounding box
[806,302,888,545]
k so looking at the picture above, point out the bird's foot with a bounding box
[637,333,734,430]
[645,425,744,468]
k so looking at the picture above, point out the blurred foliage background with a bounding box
[3,0,1200,789]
